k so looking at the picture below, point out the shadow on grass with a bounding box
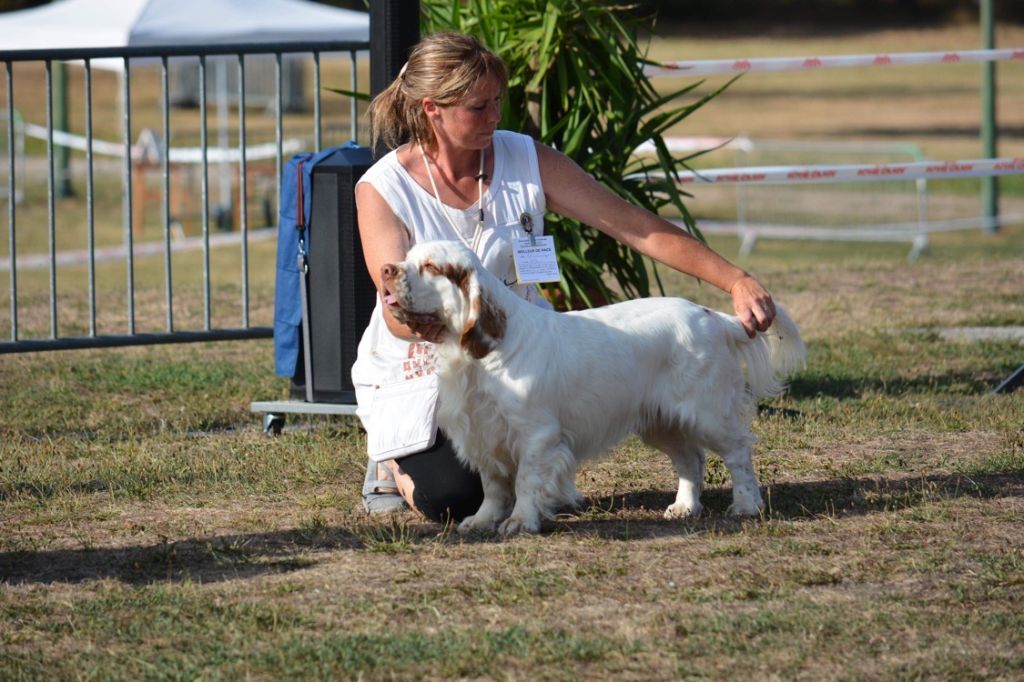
[787,369,1008,400]
[561,471,1023,539]
[841,124,1024,139]
[0,523,386,587]
[3,472,1020,586]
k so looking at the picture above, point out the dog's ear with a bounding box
[457,268,506,360]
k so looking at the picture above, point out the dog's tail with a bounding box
[724,306,806,400]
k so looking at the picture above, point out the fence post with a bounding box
[980,0,999,232]
[54,61,72,198]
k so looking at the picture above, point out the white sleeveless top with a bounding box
[351,130,549,455]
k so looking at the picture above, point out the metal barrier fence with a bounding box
[0,111,25,206]
[1,40,368,353]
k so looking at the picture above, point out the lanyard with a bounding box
[419,144,486,254]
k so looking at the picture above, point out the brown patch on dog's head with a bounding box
[413,248,504,359]
[420,259,472,295]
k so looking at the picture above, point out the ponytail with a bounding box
[367,77,416,151]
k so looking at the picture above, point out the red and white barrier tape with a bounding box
[634,157,1024,186]
[646,47,1024,78]
[686,215,1024,240]
[635,136,926,156]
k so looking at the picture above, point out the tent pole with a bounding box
[370,0,420,160]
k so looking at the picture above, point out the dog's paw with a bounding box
[457,514,497,535]
[566,491,587,513]
[663,501,703,519]
[728,485,764,517]
[727,498,764,517]
[498,515,541,537]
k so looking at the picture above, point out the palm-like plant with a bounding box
[423,0,733,307]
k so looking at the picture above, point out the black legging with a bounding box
[396,431,484,523]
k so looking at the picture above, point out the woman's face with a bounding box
[424,76,503,151]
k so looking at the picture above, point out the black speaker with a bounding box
[306,146,377,404]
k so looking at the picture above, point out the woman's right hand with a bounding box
[405,315,447,343]
[356,181,441,343]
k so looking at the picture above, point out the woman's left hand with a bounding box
[729,274,776,338]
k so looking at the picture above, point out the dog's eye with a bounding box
[421,261,443,277]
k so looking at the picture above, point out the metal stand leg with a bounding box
[992,364,1024,395]
[263,413,286,435]
[251,401,358,435]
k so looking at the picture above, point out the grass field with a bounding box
[2,21,1024,681]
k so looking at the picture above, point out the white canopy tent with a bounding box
[0,0,368,51]
[0,0,369,212]
[0,0,369,110]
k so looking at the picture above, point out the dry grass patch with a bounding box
[3,236,1022,678]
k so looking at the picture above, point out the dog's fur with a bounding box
[381,240,806,535]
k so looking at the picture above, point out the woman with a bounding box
[352,32,776,522]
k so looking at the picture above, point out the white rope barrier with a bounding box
[647,47,1024,77]
[635,157,1024,186]
[635,136,752,154]
[0,226,277,272]
[23,123,127,158]
[21,122,304,163]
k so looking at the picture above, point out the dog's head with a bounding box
[381,240,506,359]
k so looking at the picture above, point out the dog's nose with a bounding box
[381,263,398,281]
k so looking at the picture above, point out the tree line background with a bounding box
[2,0,1022,26]
[640,0,1023,27]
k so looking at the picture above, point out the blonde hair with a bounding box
[367,33,508,152]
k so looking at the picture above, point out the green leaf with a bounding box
[322,87,370,102]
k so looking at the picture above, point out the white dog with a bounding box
[381,240,805,535]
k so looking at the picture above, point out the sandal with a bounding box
[362,458,408,514]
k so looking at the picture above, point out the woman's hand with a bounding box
[404,314,447,344]
[356,182,446,343]
[729,274,777,338]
